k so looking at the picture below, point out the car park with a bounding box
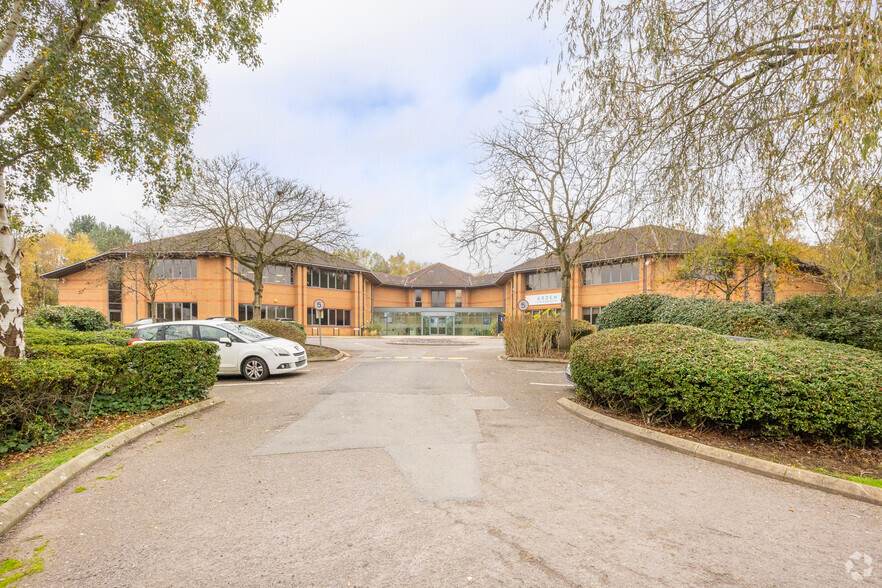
[129,320,307,381]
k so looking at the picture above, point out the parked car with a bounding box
[565,363,574,385]
[206,316,238,323]
[129,320,307,381]
[124,317,167,328]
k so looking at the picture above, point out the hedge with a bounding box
[242,319,306,345]
[27,305,109,331]
[25,326,135,348]
[777,294,882,352]
[595,294,674,330]
[651,297,788,339]
[0,340,219,453]
[569,324,882,445]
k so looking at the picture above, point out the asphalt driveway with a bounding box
[0,336,879,586]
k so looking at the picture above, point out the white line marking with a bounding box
[531,382,573,387]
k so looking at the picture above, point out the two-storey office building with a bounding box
[42,225,826,335]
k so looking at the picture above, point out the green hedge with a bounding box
[25,326,135,347]
[777,294,882,352]
[595,294,674,330]
[569,319,596,342]
[652,297,787,339]
[0,341,219,453]
[569,324,882,445]
[27,305,109,331]
[242,319,306,345]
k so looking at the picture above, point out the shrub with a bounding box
[569,324,882,445]
[0,340,219,453]
[651,297,788,339]
[596,294,674,330]
[503,314,592,357]
[569,319,596,342]
[776,294,882,352]
[242,319,306,345]
[28,305,109,331]
[24,326,135,348]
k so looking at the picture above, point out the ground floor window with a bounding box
[239,304,295,321]
[525,308,560,318]
[371,310,499,336]
[152,302,198,321]
[308,308,351,326]
[582,306,604,325]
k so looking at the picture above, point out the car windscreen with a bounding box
[221,323,273,342]
[136,326,162,341]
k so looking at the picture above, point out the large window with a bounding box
[107,269,122,323]
[414,289,423,307]
[583,262,639,286]
[152,259,197,280]
[152,302,198,321]
[306,267,351,290]
[238,304,295,321]
[307,308,351,326]
[525,271,562,291]
[582,306,605,325]
[238,264,293,286]
[455,289,463,308]
[431,290,446,307]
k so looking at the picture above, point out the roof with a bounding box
[41,227,369,279]
[370,263,506,288]
[503,225,706,273]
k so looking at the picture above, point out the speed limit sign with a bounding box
[313,299,325,310]
[517,299,529,311]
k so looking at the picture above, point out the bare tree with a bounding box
[170,154,357,316]
[448,91,645,350]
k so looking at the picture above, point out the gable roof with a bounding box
[370,263,506,288]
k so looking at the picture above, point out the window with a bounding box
[307,308,351,327]
[431,290,446,307]
[199,325,231,342]
[152,259,197,280]
[306,267,351,290]
[582,306,605,325]
[152,302,198,321]
[107,269,122,323]
[414,289,422,307]
[455,289,463,308]
[238,264,293,286]
[238,304,296,321]
[136,325,162,341]
[583,262,639,286]
[165,324,197,341]
[525,271,562,291]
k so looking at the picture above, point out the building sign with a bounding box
[525,292,562,306]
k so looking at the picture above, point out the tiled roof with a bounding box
[370,263,507,288]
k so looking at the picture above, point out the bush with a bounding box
[28,305,109,331]
[24,326,135,348]
[0,340,219,453]
[596,294,674,330]
[569,319,596,342]
[569,324,882,445]
[777,294,882,352]
[242,319,306,345]
[503,314,593,357]
[652,297,788,339]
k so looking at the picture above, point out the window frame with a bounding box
[582,261,639,286]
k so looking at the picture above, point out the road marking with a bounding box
[531,382,573,387]
[518,369,564,373]
[394,356,409,359]
[448,357,469,360]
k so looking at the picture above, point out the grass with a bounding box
[0,411,171,506]
[816,469,882,488]
[305,344,339,359]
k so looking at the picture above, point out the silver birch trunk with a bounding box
[0,170,24,358]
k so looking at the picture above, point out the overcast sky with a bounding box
[45,1,564,272]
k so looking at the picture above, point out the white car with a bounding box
[129,320,307,381]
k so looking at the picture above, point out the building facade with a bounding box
[42,226,826,335]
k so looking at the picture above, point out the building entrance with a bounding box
[423,313,452,336]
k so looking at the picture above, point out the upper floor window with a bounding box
[455,289,463,308]
[414,289,423,307]
[238,264,293,285]
[306,267,351,290]
[583,262,639,286]
[152,258,197,280]
[431,290,446,307]
[525,270,561,291]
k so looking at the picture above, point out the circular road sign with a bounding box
[517,299,529,311]
[313,299,325,311]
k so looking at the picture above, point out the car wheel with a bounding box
[242,356,269,381]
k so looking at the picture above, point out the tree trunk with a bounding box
[558,264,573,352]
[0,170,24,358]
[252,275,264,318]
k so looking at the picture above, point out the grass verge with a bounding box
[305,344,339,359]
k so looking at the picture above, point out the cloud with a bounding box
[44,0,565,272]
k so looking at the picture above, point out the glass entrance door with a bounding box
[427,315,449,335]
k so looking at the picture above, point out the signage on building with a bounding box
[525,292,562,306]
[517,299,529,311]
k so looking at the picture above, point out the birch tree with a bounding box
[448,91,645,350]
[0,0,277,357]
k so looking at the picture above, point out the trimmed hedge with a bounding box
[652,297,787,339]
[595,294,674,330]
[569,319,596,343]
[570,324,882,445]
[0,340,219,453]
[242,319,306,345]
[777,294,882,352]
[28,305,109,331]
[25,326,135,347]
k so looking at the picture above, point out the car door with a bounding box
[198,325,241,373]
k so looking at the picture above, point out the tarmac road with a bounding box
[1,336,879,586]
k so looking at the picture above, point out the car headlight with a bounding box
[265,346,290,356]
